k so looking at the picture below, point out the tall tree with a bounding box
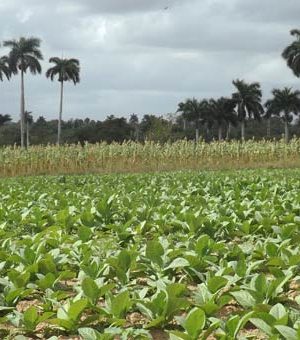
[265,87,300,143]
[4,37,43,148]
[0,56,11,81]
[0,114,12,126]
[208,97,237,141]
[232,79,264,141]
[129,114,139,140]
[177,98,208,142]
[46,57,80,145]
[282,29,300,77]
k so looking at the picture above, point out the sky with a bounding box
[0,0,300,122]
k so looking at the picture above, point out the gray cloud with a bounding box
[0,0,299,121]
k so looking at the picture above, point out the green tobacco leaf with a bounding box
[230,290,256,308]
[82,277,99,304]
[254,274,267,295]
[236,258,247,277]
[270,304,287,324]
[8,271,30,288]
[118,250,132,273]
[146,240,164,266]
[207,276,228,294]
[250,318,273,336]
[167,283,187,298]
[145,315,165,329]
[169,331,190,340]
[110,291,131,319]
[166,258,189,270]
[274,325,298,340]
[78,327,105,340]
[195,235,211,255]
[183,307,205,339]
[49,318,74,331]
[78,226,93,242]
[38,256,57,274]
[37,273,56,289]
[225,315,239,337]
[68,299,88,322]
[23,306,38,331]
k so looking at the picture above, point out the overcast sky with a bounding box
[0,0,299,121]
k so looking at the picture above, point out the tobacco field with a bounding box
[0,170,300,339]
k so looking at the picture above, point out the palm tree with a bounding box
[265,87,300,143]
[3,37,43,148]
[46,57,80,145]
[232,79,264,141]
[282,29,300,77]
[0,56,11,81]
[177,98,207,142]
[208,97,237,141]
[24,111,33,147]
[0,114,12,126]
[129,113,139,140]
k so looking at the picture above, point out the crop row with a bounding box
[0,171,300,339]
[1,139,300,176]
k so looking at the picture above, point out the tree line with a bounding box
[1,29,300,146]
[1,112,300,146]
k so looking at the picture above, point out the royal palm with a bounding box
[4,37,43,148]
[0,56,11,81]
[208,97,237,141]
[282,29,300,77]
[177,98,208,142]
[265,87,300,143]
[232,79,263,141]
[46,57,80,145]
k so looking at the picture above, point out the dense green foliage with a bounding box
[0,171,300,338]
[1,114,300,146]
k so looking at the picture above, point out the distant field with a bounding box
[1,139,300,177]
[0,170,300,338]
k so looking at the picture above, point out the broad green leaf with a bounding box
[146,240,164,266]
[110,291,131,319]
[169,331,190,340]
[207,276,228,294]
[274,325,298,340]
[166,258,189,270]
[68,299,88,322]
[230,290,256,308]
[23,306,38,331]
[78,226,93,242]
[183,308,205,338]
[82,277,99,304]
[270,304,287,324]
[37,273,56,289]
[78,327,104,340]
[250,318,273,336]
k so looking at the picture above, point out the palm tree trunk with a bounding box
[20,70,25,148]
[267,117,271,138]
[284,120,289,143]
[26,122,29,147]
[183,119,186,131]
[195,128,199,142]
[226,123,231,141]
[57,80,64,145]
[241,120,245,141]
[218,124,222,141]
